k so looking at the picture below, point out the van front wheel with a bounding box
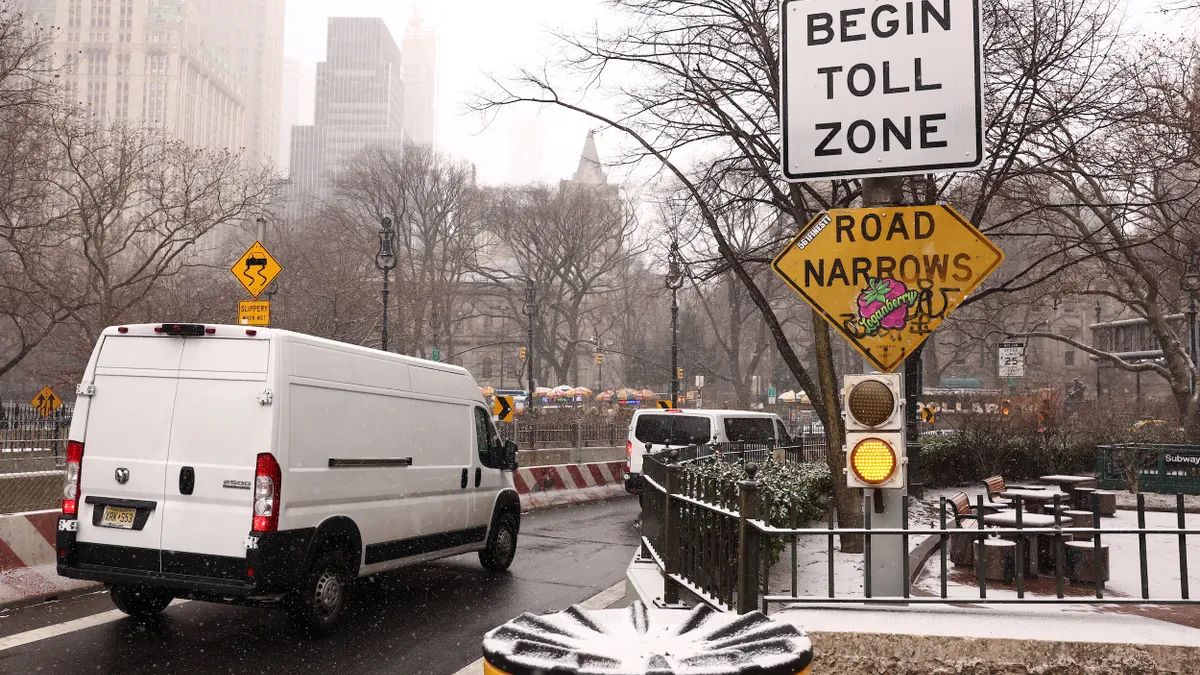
[479,513,518,572]
[109,585,172,618]
[288,550,350,636]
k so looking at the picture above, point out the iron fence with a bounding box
[640,451,1200,614]
[1097,444,1200,495]
[495,419,625,450]
[1,402,73,515]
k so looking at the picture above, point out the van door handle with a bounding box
[179,466,195,495]
[474,467,482,488]
[461,468,468,489]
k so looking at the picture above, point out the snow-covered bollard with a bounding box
[482,601,813,675]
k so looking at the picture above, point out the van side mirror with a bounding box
[502,439,519,470]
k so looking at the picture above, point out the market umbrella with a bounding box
[479,386,496,398]
[778,390,797,403]
[616,388,635,401]
[638,389,656,400]
[595,390,614,403]
[573,387,594,398]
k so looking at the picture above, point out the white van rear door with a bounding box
[158,339,270,564]
[76,337,183,557]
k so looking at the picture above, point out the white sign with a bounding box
[780,0,984,182]
[998,341,1025,378]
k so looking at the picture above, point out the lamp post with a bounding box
[523,279,537,414]
[1094,300,1102,401]
[666,242,684,407]
[1182,253,1200,397]
[375,217,396,352]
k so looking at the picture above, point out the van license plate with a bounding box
[99,506,136,529]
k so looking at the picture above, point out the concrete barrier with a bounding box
[514,461,629,511]
[0,510,94,609]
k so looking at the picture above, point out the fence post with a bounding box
[736,463,761,614]
[663,451,682,605]
[574,419,583,464]
[771,439,783,464]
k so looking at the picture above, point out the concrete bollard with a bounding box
[482,601,813,675]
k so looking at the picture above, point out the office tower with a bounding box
[279,59,314,175]
[401,14,436,147]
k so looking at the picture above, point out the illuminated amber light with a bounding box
[850,438,897,484]
[847,380,895,428]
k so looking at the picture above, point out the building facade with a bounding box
[27,0,283,165]
[288,17,406,210]
[401,14,436,147]
[278,59,314,175]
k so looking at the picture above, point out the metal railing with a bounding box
[1097,444,1200,495]
[640,451,1200,614]
[496,419,625,450]
[1,402,73,515]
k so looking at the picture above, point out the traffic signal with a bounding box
[519,347,527,360]
[842,374,905,489]
[595,353,603,365]
[677,367,684,380]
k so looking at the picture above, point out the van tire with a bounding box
[288,550,350,636]
[109,585,173,618]
[479,512,518,572]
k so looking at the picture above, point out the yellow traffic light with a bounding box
[595,353,603,365]
[848,437,898,485]
[677,367,684,380]
[519,347,527,360]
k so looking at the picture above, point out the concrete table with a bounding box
[1040,475,1098,504]
[999,489,1071,513]
[983,512,1073,579]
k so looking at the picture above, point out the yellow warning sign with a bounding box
[31,385,62,418]
[492,395,515,423]
[231,241,281,299]
[772,205,1003,373]
[238,300,271,327]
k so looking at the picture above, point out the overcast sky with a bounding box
[282,1,1191,187]
[283,0,614,186]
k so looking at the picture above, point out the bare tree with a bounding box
[332,143,483,357]
[476,183,643,386]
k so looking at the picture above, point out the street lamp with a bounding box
[522,279,537,414]
[666,242,685,407]
[1094,300,1102,401]
[375,217,397,352]
[1182,253,1200,396]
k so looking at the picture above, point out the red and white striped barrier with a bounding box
[0,510,95,608]
[513,461,629,511]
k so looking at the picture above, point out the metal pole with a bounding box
[1095,301,1102,400]
[381,268,390,352]
[905,342,924,499]
[1189,293,1197,397]
[671,286,679,407]
[525,279,537,415]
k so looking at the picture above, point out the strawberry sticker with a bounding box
[856,278,921,335]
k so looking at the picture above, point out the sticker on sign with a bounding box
[779,0,984,181]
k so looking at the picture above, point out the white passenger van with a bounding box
[57,323,520,634]
[623,408,791,494]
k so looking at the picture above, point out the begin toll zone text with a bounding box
[801,209,975,287]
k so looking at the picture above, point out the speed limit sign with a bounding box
[998,341,1025,378]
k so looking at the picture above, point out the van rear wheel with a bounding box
[479,512,518,572]
[109,585,173,618]
[288,550,350,636]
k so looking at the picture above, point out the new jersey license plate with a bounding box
[99,506,136,529]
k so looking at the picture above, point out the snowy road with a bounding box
[0,497,640,675]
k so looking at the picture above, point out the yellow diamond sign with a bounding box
[31,385,62,418]
[772,205,1003,373]
[231,241,281,299]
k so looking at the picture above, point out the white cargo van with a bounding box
[622,409,791,494]
[57,323,520,634]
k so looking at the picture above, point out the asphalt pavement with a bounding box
[0,497,640,675]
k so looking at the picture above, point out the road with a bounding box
[0,497,640,675]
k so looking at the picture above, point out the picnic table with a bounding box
[982,511,1073,578]
[999,489,1071,512]
[1039,474,1096,491]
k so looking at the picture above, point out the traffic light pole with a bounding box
[905,343,924,499]
[862,177,907,601]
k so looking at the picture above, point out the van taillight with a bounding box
[625,441,632,473]
[62,441,84,515]
[252,453,281,532]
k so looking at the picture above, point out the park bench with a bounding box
[948,492,981,566]
[982,475,1045,509]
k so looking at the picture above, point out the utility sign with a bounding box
[231,241,281,299]
[32,385,62,418]
[493,395,515,423]
[779,0,984,181]
[998,341,1025,377]
[768,387,777,404]
[772,205,1003,373]
[238,300,270,327]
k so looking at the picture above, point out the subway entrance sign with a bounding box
[779,0,984,181]
[772,205,1003,373]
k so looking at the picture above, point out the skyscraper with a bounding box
[401,14,436,147]
[279,59,315,175]
[28,0,284,166]
[196,0,285,168]
[288,17,406,207]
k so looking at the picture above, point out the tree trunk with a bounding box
[813,310,863,552]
